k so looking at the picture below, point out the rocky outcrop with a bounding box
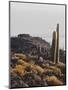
[11,34,50,59]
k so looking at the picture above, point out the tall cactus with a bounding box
[56,24,59,63]
[51,31,57,63]
[51,24,59,64]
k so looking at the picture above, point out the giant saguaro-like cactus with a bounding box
[51,24,59,64]
[56,24,59,63]
[51,31,57,63]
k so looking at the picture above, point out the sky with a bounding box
[10,2,65,50]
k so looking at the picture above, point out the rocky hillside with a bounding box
[11,34,65,63]
[11,34,51,60]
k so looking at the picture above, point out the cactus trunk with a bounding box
[51,24,59,64]
[56,24,59,63]
[51,31,57,63]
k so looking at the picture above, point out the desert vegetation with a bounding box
[10,51,66,88]
[10,24,66,88]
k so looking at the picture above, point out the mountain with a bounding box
[11,34,51,59]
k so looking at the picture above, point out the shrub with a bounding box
[12,65,25,76]
[46,76,63,86]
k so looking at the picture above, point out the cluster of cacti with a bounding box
[51,24,59,64]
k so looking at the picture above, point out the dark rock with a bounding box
[11,34,50,58]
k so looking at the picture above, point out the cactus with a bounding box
[51,24,59,64]
[56,24,59,63]
[51,31,57,63]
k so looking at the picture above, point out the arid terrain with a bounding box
[10,34,66,88]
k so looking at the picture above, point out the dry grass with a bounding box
[46,76,63,85]
[44,65,62,77]
[11,65,25,76]
[10,53,65,86]
[31,65,44,74]
[56,62,65,74]
[14,53,26,59]
[11,53,44,76]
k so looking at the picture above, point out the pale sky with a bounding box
[10,2,65,50]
